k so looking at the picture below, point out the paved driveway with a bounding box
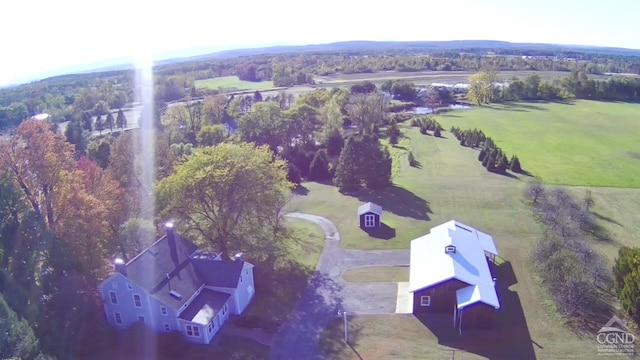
[270,213,410,360]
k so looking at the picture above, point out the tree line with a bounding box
[450,127,522,174]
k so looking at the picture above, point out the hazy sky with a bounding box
[1,0,639,86]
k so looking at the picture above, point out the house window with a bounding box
[420,296,431,307]
[186,325,200,337]
[161,307,168,316]
[109,291,118,305]
[208,322,213,333]
[114,312,122,324]
[137,316,145,323]
[164,323,170,332]
[133,294,142,308]
[364,214,376,227]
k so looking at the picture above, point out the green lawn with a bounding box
[435,100,640,188]
[195,76,275,91]
[342,266,409,283]
[288,121,638,359]
[244,218,324,322]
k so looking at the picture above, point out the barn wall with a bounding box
[459,303,495,332]
[413,279,469,314]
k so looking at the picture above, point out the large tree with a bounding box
[238,102,290,152]
[468,71,499,105]
[346,93,387,135]
[156,143,293,260]
[202,94,228,125]
[333,134,392,192]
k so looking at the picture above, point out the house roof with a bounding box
[357,202,382,216]
[178,289,231,325]
[409,220,500,310]
[192,257,245,288]
[125,234,201,310]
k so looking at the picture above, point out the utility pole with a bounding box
[337,310,348,343]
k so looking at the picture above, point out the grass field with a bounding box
[287,119,640,359]
[342,266,409,283]
[195,76,275,91]
[244,218,324,321]
[436,100,640,188]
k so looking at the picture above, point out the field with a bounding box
[288,110,640,358]
[195,76,275,91]
[435,100,640,188]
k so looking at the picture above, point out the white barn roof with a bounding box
[409,220,500,309]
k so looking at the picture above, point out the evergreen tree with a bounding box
[106,112,115,132]
[388,119,401,145]
[434,127,441,138]
[496,153,509,173]
[367,142,392,190]
[64,119,87,156]
[486,151,497,172]
[308,149,331,181]
[333,136,361,192]
[326,128,345,157]
[510,155,522,173]
[482,149,494,168]
[478,148,487,162]
[82,111,93,131]
[287,163,302,186]
[116,108,127,129]
[420,124,428,135]
[95,114,104,135]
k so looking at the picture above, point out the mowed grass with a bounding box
[290,124,620,358]
[342,266,409,283]
[244,218,324,321]
[435,100,640,188]
[195,76,275,91]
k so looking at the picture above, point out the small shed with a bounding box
[357,202,382,229]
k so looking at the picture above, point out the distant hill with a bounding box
[9,40,640,86]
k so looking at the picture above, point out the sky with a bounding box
[1,0,639,86]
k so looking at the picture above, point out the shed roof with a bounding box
[357,202,383,216]
[409,220,500,310]
[178,289,230,325]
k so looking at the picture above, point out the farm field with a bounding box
[288,118,640,359]
[313,70,616,87]
[195,76,275,91]
[436,100,640,188]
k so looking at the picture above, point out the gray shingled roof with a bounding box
[125,234,201,311]
[357,202,383,216]
[178,289,231,325]
[192,258,244,288]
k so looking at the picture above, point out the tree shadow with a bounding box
[416,260,537,360]
[592,212,624,227]
[568,294,617,338]
[347,185,432,221]
[293,185,310,196]
[492,170,520,180]
[517,169,534,177]
[363,223,396,240]
[393,145,409,151]
[410,160,423,169]
[270,273,359,360]
[581,215,614,242]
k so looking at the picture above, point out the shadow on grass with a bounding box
[582,216,614,242]
[568,294,617,339]
[86,323,270,360]
[410,160,423,169]
[362,223,396,240]
[592,212,624,227]
[293,185,310,196]
[492,170,520,180]
[517,169,535,177]
[416,260,537,360]
[392,145,409,151]
[271,273,354,360]
[318,315,365,360]
[347,185,432,221]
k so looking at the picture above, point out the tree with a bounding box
[478,148,487,162]
[95,114,104,135]
[238,102,289,152]
[65,119,88,156]
[105,112,115,132]
[308,150,331,181]
[82,111,93,131]
[116,108,127,129]
[350,81,377,95]
[333,137,362,192]
[422,87,441,113]
[156,143,293,260]
[346,93,387,135]
[319,97,344,141]
[509,155,522,173]
[388,118,401,145]
[253,90,263,102]
[433,127,442,138]
[197,125,226,147]
[325,128,344,157]
[333,134,392,192]
[202,94,228,124]
[286,163,302,186]
[613,247,640,322]
[584,189,595,212]
[87,138,112,169]
[468,71,499,105]
[496,153,509,173]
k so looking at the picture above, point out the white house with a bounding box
[97,223,255,344]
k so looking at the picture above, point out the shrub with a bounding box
[434,127,442,137]
[478,148,487,162]
[509,155,522,173]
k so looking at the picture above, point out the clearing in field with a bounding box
[289,122,638,359]
[194,76,275,91]
[436,100,640,188]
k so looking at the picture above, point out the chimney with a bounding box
[492,278,497,287]
[234,252,244,262]
[165,222,178,264]
[114,258,127,276]
[166,273,171,291]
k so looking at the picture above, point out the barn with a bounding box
[409,220,500,334]
[357,202,382,229]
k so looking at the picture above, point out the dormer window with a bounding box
[445,245,456,254]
